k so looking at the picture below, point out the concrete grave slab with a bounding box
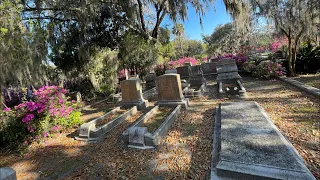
[211,101,315,180]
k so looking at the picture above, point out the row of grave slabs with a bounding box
[75,74,189,149]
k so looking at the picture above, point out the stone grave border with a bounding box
[122,105,181,148]
[210,102,315,180]
[277,76,320,98]
[75,106,137,141]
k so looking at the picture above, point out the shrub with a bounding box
[243,61,285,79]
[0,86,82,149]
[168,57,198,68]
[215,54,248,67]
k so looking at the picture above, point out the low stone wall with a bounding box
[278,76,320,98]
[122,105,181,148]
[76,106,137,141]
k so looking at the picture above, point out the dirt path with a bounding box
[0,76,319,179]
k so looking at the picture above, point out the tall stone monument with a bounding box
[120,78,148,110]
[155,74,189,108]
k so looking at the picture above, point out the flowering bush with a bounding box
[269,37,288,52]
[1,86,82,148]
[168,57,198,68]
[215,54,248,67]
[243,61,285,79]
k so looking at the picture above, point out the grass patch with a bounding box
[143,107,172,133]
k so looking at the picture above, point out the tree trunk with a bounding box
[285,27,295,76]
[0,83,3,110]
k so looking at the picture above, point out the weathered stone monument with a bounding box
[177,66,191,79]
[184,65,207,97]
[120,78,148,110]
[155,74,189,108]
[211,101,316,180]
[201,62,217,75]
[189,65,206,86]
[216,58,246,97]
[144,72,156,90]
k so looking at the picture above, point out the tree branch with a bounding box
[22,16,78,22]
[137,0,146,33]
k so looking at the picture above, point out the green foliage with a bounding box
[119,32,159,74]
[203,23,244,55]
[56,111,82,128]
[243,61,285,79]
[0,110,28,149]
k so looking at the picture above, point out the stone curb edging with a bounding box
[277,76,320,98]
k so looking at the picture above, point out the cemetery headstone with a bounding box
[120,78,148,110]
[177,66,191,79]
[189,65,206,86]
[201,62,217,75]
[156,74,189,108]
[145,72,156,90]
[216,58,246,97]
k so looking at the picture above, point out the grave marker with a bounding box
[120,78,148,110]
[156,74,189,108]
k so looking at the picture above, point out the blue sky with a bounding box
[162,0,232,41]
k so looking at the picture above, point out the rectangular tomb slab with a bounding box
[212,101,315,180]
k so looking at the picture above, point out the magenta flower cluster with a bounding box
[168,57,198,68]
[215,54,248,66]
[14,86,76,133]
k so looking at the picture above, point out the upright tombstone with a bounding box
[184,62,192,66]
[120,78,148,110]
[144,72,156,90]
[189,65,206,86]
[165,69,177,74]
[201,62,217,75]
[216,58,246,97]
[176,66,191,79]
[155,74,189,108]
